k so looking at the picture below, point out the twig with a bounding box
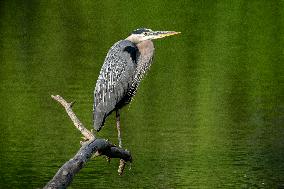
[51,95,94,140]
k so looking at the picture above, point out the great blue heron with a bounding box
[93,28,180,147]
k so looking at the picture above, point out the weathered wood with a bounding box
[51,95,94,140]
[43,95,131,189]
[43,139,131,189]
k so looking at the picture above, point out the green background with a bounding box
[0,0,283,188]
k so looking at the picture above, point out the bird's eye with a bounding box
[143,32,148,36]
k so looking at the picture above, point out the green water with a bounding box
[1,0,283,188]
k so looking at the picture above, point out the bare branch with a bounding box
[51,95,94,140]
[44,95,132,188]
[44,139,132,189]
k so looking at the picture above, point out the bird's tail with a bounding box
[93,111,106,132]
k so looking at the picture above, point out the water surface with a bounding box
[0,0,283,188]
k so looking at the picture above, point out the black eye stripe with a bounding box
[132,28,152,34]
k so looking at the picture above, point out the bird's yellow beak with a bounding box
[151,31,181,39]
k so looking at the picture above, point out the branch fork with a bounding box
[44,95,132,189]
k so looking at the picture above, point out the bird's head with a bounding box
[126,28,180,44]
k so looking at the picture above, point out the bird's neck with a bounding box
[125,35,140,44]
[127,40,155,97]
[136,40,155,73]
[136,40,154,56]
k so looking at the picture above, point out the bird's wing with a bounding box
[93,40,138,131]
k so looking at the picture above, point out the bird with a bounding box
[93,28,180,147]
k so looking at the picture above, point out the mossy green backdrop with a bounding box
[0,0,283,188]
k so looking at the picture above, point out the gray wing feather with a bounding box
[93,40,138,131]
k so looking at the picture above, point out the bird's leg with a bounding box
[116,109,127,175]
[116,109,122,148]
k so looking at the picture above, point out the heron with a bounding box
[93,28,180,147]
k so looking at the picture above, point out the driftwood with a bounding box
[43,95,132,189]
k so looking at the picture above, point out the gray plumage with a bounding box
[93,28,180,136]
[93,39,154,131]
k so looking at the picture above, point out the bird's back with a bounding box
[93,40,138,131]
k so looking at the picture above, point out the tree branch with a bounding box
[44,95,132,189]
[51,95,94,140]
